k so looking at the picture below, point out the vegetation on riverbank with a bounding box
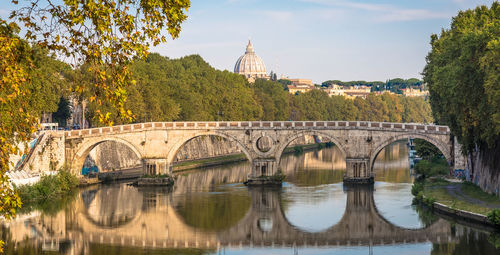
[413,178,500,216]
[414,158,448,178]
[15,171,79,214]
[488,209,500,226]
[411,137,500,216]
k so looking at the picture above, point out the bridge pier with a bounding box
[142,158,170,176]
[343,157,373,184]
[245,158,283,186]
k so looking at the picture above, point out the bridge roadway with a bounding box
[64,121,465,183]
[7,185,453,254]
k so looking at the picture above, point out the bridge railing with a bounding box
[64,121,450,137]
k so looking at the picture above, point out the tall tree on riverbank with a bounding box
[423,2,500,154]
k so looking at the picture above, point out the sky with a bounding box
[1,0,497,83]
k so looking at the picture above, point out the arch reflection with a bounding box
[82,184,143,228]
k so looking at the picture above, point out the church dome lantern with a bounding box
[234,40,268,82]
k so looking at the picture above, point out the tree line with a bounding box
[77,53,433,126]
[10,49,433,127]
[322,78,425,94]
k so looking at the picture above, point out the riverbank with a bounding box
[15,171,79,214]
[413,177,500,227]
[172,143,324,172]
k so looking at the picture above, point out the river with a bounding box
[1,141,499,254]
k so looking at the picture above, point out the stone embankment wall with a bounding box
[470,140,500,196]
[22,132,65,173]
[85,135,316,171]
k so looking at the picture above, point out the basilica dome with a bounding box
[234,40,268,82]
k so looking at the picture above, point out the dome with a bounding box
[234,40,267,81]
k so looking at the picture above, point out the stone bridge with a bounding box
[63,121,465,183]
[7,185,454,253]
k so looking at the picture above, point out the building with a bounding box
[323,84,344,96]
[288,84,314,94]
[401,88,429,97]
[289,79,313,86]
[286,78,315,94]
[321,84,371,99]
[343,86,371,99]
[234,40,269,82]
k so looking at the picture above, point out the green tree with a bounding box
[423,2,500,154]
[291,90,330,120]
[253,79,290,120]
[52,97,71,127]
[414,139,443,160]
[277,79,292,90]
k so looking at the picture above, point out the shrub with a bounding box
[423,196,436,207]
[411,182,424,196]
[293,145,303,154]
[415,158,448,178]
[488,232,500,249]
[488,209,500,226]
[15,170,79,215]
[16,170,78,203]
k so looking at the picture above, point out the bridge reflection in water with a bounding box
[3,184,453,254]
[0,142,468,254]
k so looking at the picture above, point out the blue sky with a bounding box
[1,0,496,83]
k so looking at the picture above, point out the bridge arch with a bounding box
[369,133,452,173]
[275,130,346,165]
[72,137,143,176]
[165,130,253,169]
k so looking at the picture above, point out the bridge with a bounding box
[5,184,455,254]
[60,121,465,183]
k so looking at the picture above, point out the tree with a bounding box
[414,139,443,160]
[254,79,290,120]
[277,79,292,90]
[52,97,71,127]
[1,0,190,228]
[423,2,500,154]
[0,20,30,224]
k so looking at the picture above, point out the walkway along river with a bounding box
[1,142,499,254]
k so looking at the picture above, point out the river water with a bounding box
[1,142,499,254]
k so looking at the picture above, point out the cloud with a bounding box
[299,0,452,22]
[377,9,451,22]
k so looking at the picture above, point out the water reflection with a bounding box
[280,183,346,232]
[83,184,143,227]
[1,142,500,254]
[373,141,413,183]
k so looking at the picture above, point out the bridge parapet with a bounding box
[64,121,450,138]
